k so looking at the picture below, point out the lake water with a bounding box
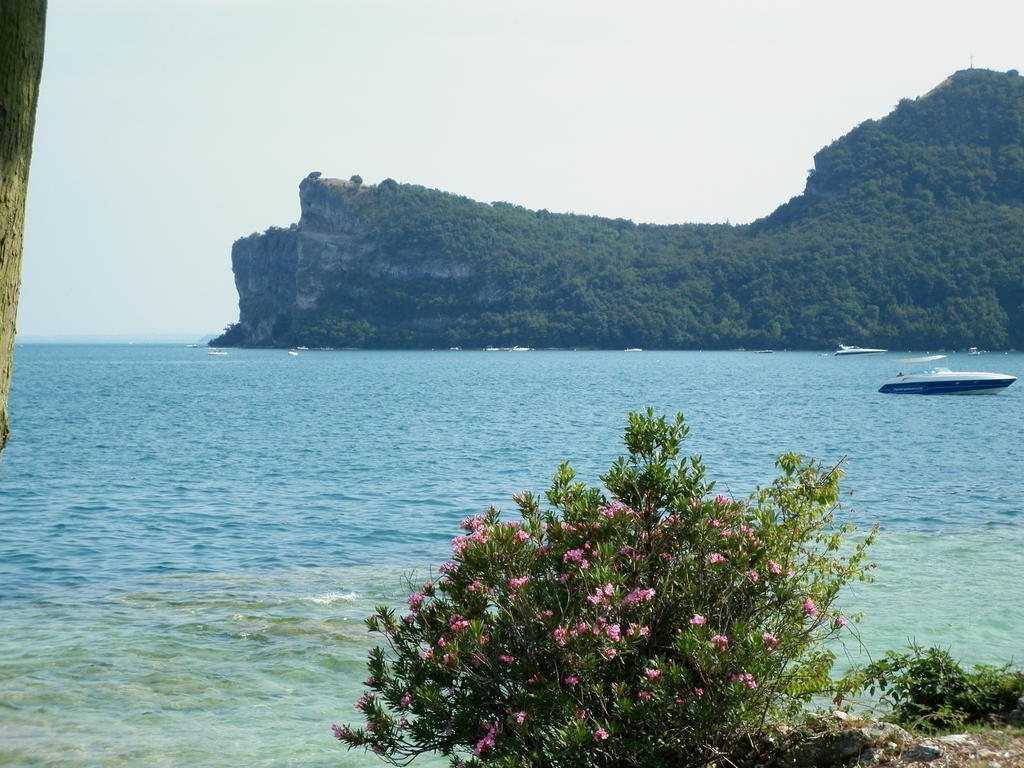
[1,345,1022,767]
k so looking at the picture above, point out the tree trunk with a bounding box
[0,0,47,452]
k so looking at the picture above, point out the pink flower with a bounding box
[514,711,526,723]
[515,530,530,542]
[564,675,580,686]
[563,549,591,569]
[709,634,729,651]
[605,623,622,642]
[400,692,413,708]
[804,598,818,617]
[708,553,727,564]
[508,576,529,589]
[761,632,779,651]
[622,587,656,604]
[769,560,783,574]
[474,723,498,756]
[594,727,609,741]
[331,724,348,740]
[837,615,849,627]
[449,614,470,631]
[637,690,652,701]
[554,627,568,646]
[746,570,760,583]
[689,614,706,626]
[407,593,425,610]
[694,687,705,696]
[645,668,662,680]
[500,654,515,664]
[730,672,758,689]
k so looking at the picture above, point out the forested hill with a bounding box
[214,68,1024,351]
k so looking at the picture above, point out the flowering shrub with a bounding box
[334,410,875,767]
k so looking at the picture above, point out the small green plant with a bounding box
[334,410,875,767]
[846,644,1024,732]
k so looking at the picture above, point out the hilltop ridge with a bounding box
[214,68,1024,350]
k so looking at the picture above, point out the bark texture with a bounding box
[0,0,47,452]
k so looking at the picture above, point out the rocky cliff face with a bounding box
[227,174,478,347]
[231,176,384,346]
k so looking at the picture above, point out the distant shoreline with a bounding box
[16,334,215,344]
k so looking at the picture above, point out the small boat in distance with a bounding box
[967,346,984,355]
[624,348,643,352]
[878,355,1016,395]
[287,349,299,356]
[208,348,228,356]
[835,344,887,356]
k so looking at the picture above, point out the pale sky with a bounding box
[17,0,1024,338]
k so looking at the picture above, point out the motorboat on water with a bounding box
[207,348,228,356]
[878,355,1016,395]
[835,343,887,356]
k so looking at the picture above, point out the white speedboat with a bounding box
[207,348,228,356]
[878,355,1016,395]
[287,349,299,356]
[835,343,887,356]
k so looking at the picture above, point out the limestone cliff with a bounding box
[230,176,371,346]
[227,174,479,347]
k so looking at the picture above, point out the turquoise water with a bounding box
[1,345,1022,767]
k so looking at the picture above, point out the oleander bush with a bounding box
[846,644,1024,732]
[334,410,875,767]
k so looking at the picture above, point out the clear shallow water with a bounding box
[1,345,1022,767]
